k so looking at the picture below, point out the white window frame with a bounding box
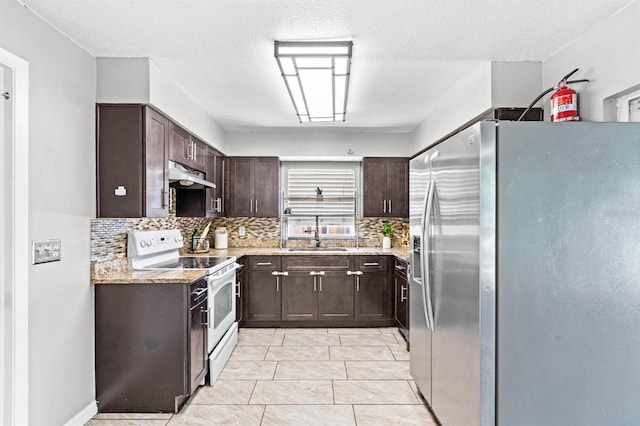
[281,161,360,240]
[616,88,640,122]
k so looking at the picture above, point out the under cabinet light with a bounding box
[274,41,353,123]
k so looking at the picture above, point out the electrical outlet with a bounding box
[238,226,245,236]
[33,239,61,264]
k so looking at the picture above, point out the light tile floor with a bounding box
[87,327,438,426]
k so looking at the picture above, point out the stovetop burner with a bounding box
[146,256,233,270]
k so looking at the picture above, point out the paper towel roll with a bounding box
[215,227,228,249]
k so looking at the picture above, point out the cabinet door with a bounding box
[247,270,281,321]
[355,257,388,321]
[253,157,280,217]
[386,158,409,217]
[362,157,388,217]
[189,298,207,392]
[281,273,317,321]
[190,136,207,172]
[236,259,245,322]
[169,121,190,165]
[214,153,225,216]
[205,148,217,217]
[317,271,354,320]
[227,157,254,217]
[394,271,408,330]
[144,107,169,217]
[96,105,145,218]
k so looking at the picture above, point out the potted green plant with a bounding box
[381,220,394,249]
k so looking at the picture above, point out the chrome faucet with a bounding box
[315,215,321,247]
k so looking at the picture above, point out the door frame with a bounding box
[0,46,30,426]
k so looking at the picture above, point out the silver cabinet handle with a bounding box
[389,199,392,213]
[356,276,360,292]
[236,281,241,298]
[364,262,379,266]
[215,197,222,213]
[193,143,197,162]
[346,271,363,276]
[276,276,279,292]
[250,199,253,213]
[319,276,322,292]
[401,285,407,302]
[313,276,317,292]
[259,262,273,266]
[383,199,387,213]
[202,307,211,328]
[395,265,406,271]
[255,199,258,214]
[271,271,288,276]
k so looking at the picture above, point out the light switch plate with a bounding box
[33,239,61,264]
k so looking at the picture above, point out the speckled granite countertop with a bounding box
[91,247,410,285]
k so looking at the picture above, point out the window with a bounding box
[281,162,359,239]
[615,89,640,122]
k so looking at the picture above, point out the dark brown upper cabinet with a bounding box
[96,104,169,218]
[169,122,207,172]
[362,157,409,217]
[205,146,225,217]
[226,157,279,217]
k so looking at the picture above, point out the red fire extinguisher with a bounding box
[517,68,589,122]
[550,81,579,122]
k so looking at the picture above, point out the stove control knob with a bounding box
[140,240,146,248]
[147,239,153,247]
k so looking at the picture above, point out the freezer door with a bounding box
[430,124,482,426]
[496,122,640,425]
[409,150,433,403]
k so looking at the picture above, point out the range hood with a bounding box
[167,160,216,189]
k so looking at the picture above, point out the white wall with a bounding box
[226,130,412,157]
[409,61,543,155]
[0,2,97,425]
[409,62,493,154]
[543,0,640,121]
[96,57,228,153]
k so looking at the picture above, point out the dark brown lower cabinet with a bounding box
[354,256,389,321]
[95,279,207,413]
[247,270,282,321]
[236,257,245,323]
[317,271,355,321]
[243,255,392,327]
[394,258,409,347]
[282,272,318,321]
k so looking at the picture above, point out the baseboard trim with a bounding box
[64,400,97,426]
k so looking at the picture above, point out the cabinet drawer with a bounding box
[283,256,352,271]
[356,256,387,271]
[394,258,408,279]
[249,256,281,271]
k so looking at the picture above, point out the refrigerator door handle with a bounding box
[421,178,436,331]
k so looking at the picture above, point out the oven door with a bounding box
[207,267,237,353]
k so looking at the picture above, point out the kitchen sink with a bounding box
[287,247,348,252]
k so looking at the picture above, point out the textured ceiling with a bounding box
[19,0,634,131]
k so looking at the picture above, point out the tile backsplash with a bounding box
[91,216,409,263]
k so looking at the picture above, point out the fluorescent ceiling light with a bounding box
[274,41,353,123]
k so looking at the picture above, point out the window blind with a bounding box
[286,168,356,215]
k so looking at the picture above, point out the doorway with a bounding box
[0,46,29,426]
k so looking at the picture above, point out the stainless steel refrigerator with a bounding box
[409,121,640,426]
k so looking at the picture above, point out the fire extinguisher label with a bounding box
[551,90,578,122]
